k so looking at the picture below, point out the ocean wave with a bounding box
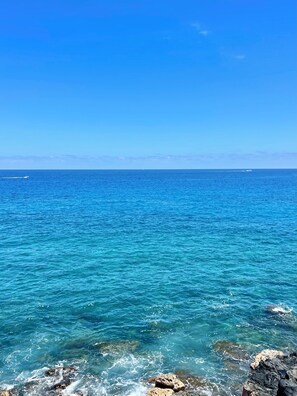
[0,176,29,179]
[1,350,164,396]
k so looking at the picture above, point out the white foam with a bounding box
[270,305,292,315]
[1,176,29,179]
[62,379,82,395]
[5,350,164,396]
[212,302,230,310]
[127,383,147,396]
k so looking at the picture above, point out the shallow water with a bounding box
[0,169,296,395]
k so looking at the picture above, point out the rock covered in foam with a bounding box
[242,351,297,396]
[266,305,292,315]
[45,366,76,377]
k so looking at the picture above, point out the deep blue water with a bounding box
[0,169,296,395]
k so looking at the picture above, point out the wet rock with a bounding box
[213,340,250,361]
[223,358,248,375]
[43,366,77,394]
[266,305,292,315]
[51,377,71,391]
[174,371,227,396]
[147,389,174,396]
[242,351,297,396]
[174,371,216,390]
[0,389,18,396]
[45,366,76,377]
[154,373,185,392]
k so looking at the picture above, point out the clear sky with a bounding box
[1,0,296,169]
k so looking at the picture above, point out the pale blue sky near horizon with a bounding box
[0,0,296,169]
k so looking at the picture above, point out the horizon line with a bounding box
[0,167,296,171]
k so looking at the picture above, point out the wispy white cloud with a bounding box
[234,54,246,60]
[191,22,201,30]
[191,22,211,36]
[198,30,210,36]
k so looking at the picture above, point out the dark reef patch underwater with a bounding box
[0,170,296,395]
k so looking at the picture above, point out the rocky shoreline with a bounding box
[1,350,296,396]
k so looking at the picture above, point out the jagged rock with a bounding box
[51,377,71,391]
[43,366,77,394]
[154,373,185,392]
[147,389,174,396]
[250,350,284,369]
[174,371,215,389]
[242,351,297,396]
[45,366,76,377]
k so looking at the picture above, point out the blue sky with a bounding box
[0,0,296,169]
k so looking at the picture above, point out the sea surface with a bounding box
[0,169,296,395]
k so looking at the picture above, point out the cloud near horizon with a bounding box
[0,152,296,169]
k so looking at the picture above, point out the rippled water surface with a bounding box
[0,170,296,395]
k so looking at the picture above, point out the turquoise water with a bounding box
[0,169,296,395]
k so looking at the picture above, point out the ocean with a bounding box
[0,169,296,395]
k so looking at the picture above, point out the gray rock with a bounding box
[242,351,297,396]
[250,350,284,369]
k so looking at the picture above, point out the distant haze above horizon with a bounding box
[1,0,296,169]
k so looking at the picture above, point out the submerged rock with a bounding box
[96,339,139,355]
[174,371,216,389]
[213,340,250,361]
[266,305,292,315]
[174,371,228,396]
[242,351,297,396]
